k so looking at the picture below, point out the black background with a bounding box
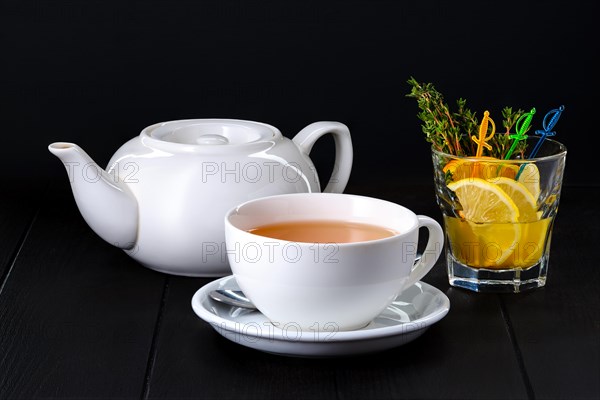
[2,0,598,187]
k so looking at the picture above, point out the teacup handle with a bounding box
[292,122,353,193]
[404,216,444,289]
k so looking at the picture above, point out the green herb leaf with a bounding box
[407,78,530,158]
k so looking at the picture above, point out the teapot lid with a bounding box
[140,119,281,152]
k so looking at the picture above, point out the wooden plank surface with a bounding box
[331,278,529,399]
[1,181,598,399]
[0,179,166,399]
[145,276,341,400]
[500,187,600,399]
[0,178,41,285]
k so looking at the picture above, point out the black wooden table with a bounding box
[1,178,598,400]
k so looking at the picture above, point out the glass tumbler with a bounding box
[431,138,567,293]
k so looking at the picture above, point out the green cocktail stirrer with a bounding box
[505,107,536,160]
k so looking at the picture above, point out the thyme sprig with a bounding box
[407,77,528,159]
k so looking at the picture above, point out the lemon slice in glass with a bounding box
[516,163,541,201]
[468,222,523,268]
[489,177,539,223]
[447,178,520,223]
[447,178,521,267]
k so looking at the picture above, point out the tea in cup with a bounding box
[224,193,444,331]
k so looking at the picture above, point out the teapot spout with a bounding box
[48,142,138,249]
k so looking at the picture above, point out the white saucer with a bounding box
[191,276,450,357]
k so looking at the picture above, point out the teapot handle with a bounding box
[292,122,353,193]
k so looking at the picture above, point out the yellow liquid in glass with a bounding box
[444,216,552,269]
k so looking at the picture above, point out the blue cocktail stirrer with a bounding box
[528,105,565,158]
[515,105,565,180]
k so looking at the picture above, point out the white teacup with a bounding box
[224,193,444,331]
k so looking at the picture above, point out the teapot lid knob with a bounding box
[196,134,229,145]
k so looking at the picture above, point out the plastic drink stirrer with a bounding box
[471,110,495,158]
[528,105,565,159]
[505,107,536,160]
[515,105,565,180]
[470,111,496,178]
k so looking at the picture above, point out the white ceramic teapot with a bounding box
[49,119,352,276]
